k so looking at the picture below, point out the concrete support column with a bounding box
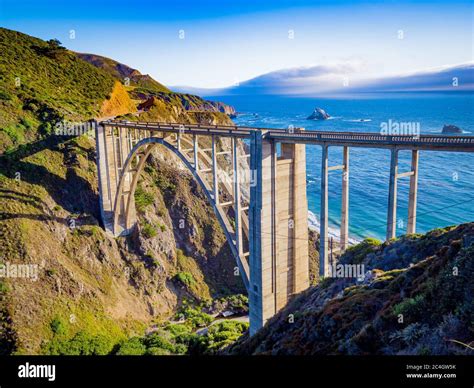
[233,137,243,256]
[288,142,309,295]
[110,126,119,193]
[177,132,181,151]
[320,145,329,277]
[249,132,309,336]
[340,146,350,251]
[95,124,108,223]
[193,134,199,171]
[116,127,131,225]
[212,135,219,204]
[386,148,399,240]
[249,131,264,336]
[407,150,419,235]
[100,124,112,207]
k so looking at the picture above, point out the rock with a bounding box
[307,107,330,120]
[442,124,463,134]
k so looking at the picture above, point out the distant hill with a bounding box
[77,53,171,94]
[228,223,474,355]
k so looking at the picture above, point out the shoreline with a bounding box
[308,210,361,246]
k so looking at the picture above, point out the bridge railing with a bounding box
[101,120,474,149]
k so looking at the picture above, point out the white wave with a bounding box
[308,210,360,245]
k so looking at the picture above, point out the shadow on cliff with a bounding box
[0,136,99,223]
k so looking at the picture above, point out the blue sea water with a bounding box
[211,93,474,241]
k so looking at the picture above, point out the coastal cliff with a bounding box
[227,224,474,355]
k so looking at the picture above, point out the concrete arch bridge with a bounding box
[95,120,474,335]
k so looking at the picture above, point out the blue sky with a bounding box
[1,0,473,88]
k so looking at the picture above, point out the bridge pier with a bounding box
[340,146,350,251]
[233,137,243,256]
[249,132,309,335]
[407,150,419,235]
[386,148,419,240]
[319,145,350,277]
[193,134,199,170]
[320,145,329,277]
[212,135,219,204]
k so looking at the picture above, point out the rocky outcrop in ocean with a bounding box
[307,107,330,120]
[442,124,463,134]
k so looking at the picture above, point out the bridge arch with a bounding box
[111,135,251,289]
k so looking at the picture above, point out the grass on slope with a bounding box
[77,53,170,94]
[0,28,115,151]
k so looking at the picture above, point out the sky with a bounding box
[1,0,473,88]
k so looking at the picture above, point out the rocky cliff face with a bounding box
[227,224,474,355]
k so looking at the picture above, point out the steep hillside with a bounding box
[77,52,237,119]
[76,53,171,93]
[0,28,245,355]
[228,224,474,355]
[99,81,137,118]
[0,28,116,152]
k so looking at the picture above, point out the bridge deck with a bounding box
[103,120,474,152]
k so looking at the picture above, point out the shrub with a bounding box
[193,320,249,354]
[176,306,213,329]
[116,337,147,355]
[135,185,154,212]
[393,295,425,318]
[144,333,176,353]
[0,282,9,294]
[141,221,157,238]
[50,317,67,336]
[344,238,382,264]
[164,324,194,345]
[45,331,115,355]
[175,272,195,288]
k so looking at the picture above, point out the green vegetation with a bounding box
[0,281,9,294]
[115,337,147,355]
[393,295,425,319]
[77,53,170,94]
[155,174,176,195]
[134,184,154,212]
[45,331,115,356]
[50,317,67,335]
[175,305,213,329]
[195,321,249,354]
[343,237,382,264]
[175,272,195,288]
[115,305,248,355]
[0,28,116,151]
[141,220,158,238]
[42,310,131,356]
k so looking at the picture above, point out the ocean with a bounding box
[210,92,474,242]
